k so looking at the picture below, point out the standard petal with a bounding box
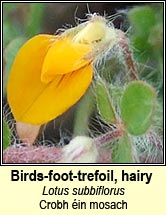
[19,65,93,124]
[41,37,92,83]
[7,34,57,123]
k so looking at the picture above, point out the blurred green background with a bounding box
[3,2,163,163]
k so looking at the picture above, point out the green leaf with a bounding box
[3,120,11,150]
[96,79,116,124]
[128,6,156,37]
[3,37,25,96]
[112,132,133,163]
[120,81,156,135]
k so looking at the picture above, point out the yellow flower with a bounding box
[7,15,119,125]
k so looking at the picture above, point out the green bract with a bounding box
[96,79,116,124]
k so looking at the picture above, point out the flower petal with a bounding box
[7,33,93,125]
[21,65,93,124]
[41,37,91,83]
[7,34,57,122]
[8,55,93,125]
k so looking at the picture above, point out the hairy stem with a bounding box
[94,125,124,147]
[118,32,138,80]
